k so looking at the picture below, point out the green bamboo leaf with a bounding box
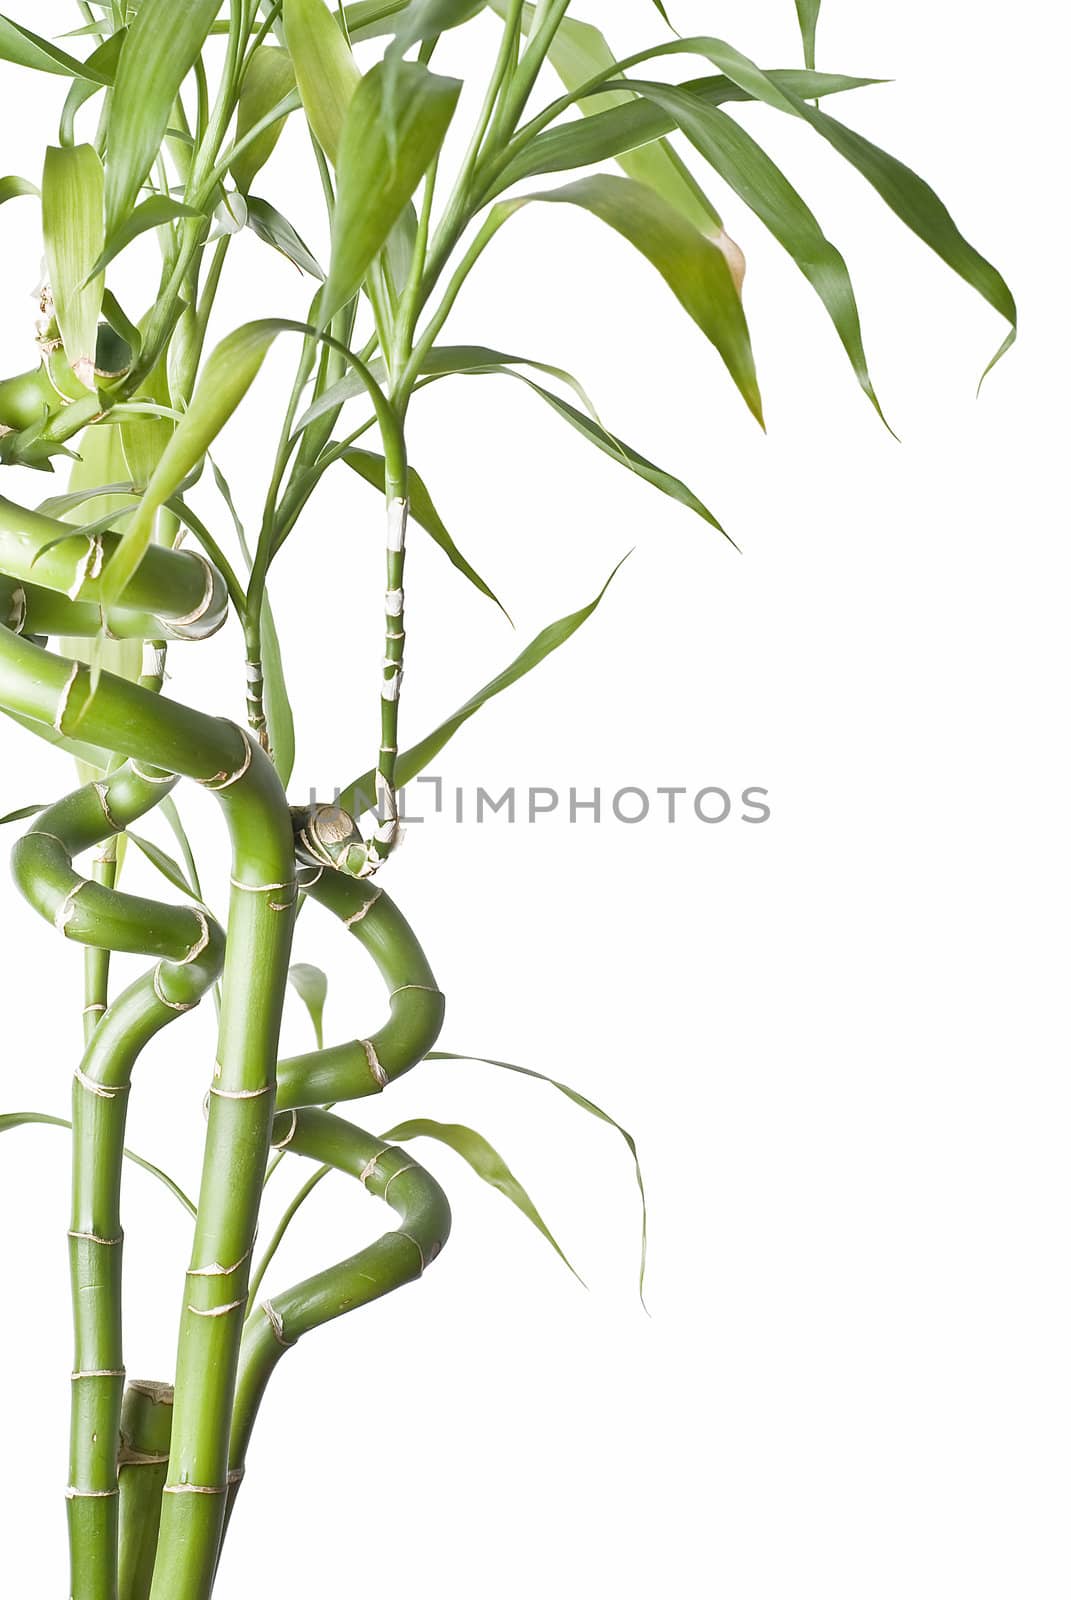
[100,319,282,604]
[0,803,44,825]
[84,196,203,285]
[104,0,223,231]
[160,797,205,902]
[795,99,1018,374]
[59,26,126,147]
[795,0,821,69]
[339,554,628,813]
[520,31,1015,372]
[428,1050,648,1301]
[501,177,762,423]
[497,70,874,188]
[627,81,885,419]
[0,15,113,81]
[341,448,509,618]
[261,588,296,784]
[0,1112,196,1216]
[0,175,38,205]
[42,145,104,391]
[379,1117,583,1281]
[495,6,727,239]
[127,831,199,900]
[320,60,461,327]
[232,44,296,192]
[37,481,137,516]
[288,963,328,1050]
[341,0,410,35]
[440,365,725,533]
[283,0,361,165]
[245,195,325,279]
[417,344,602,420]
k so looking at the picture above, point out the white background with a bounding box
[0,2,1067,1594]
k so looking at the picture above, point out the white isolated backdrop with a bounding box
[0,2,1067,1595]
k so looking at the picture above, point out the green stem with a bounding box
[118,1382,174,1600]
[244,1163,332,1314]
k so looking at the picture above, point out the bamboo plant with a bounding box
[0,1,1013,1595]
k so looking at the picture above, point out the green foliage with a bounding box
[0,3,1016,1591]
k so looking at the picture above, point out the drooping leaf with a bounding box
[127,831,199,899]
[626,81,885,419]
[84,196,203,284]
[320,60,461,326]
[795,98,1018,373]
[339,555,628,813]
[517,31,1016,371]
[495,178,762,423]
[288,963,328,1050]
[428,1050,648,1301]
[795,0,821,69]
[342,0,411,35]
[417,344,602,420]
[379,1117,583,1281]
[0,15,113,81]
[232,44,296,192]
[283,0,361,165]
[435,365,725,533]
[0,1111,196,1216]
[42,144,104,390]
[104,0,222,231]
[0,175,37,205]
[246,195,325,279]
[341,449,509,617]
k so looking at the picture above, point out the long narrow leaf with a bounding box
[795,0,821,69]
[283,0,361,165]
[339,555,628,813]
[84,196,202,284]
[0,803,44,825]
[379,1117,583,1281]
[246,196,324,279]
[104,0,222,231]
[0,174,38,205]
[42,145,104,390]
[628,82,885,418]
[0,15,113,81]
[431,364,725,533]
[497,70,875,187]
[101,319,284,602]
[497,178,762,423]
[494,6,727,240]
[341,448,509,617]
[0,1111,196,1217]
[127,832,199,900]
[321,60,460,326]
[428,1050,648,1301]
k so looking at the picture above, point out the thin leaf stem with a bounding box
[244,1164,332,1315]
